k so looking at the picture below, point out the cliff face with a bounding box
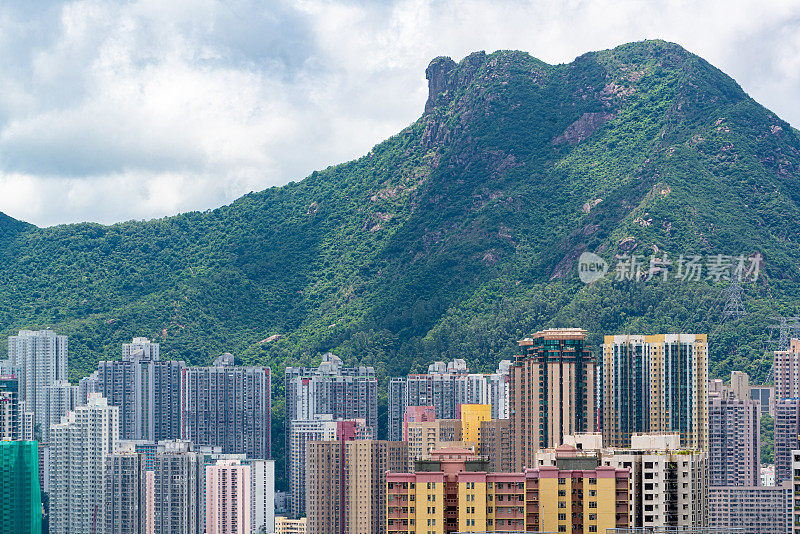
[0,41,798,390]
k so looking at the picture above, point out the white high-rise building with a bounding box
[123,337,161,361]
[247,459,275,534]
[49,393,119,534]
[47,380,75,431]
[8,329,68,442]
[77,370,100,406]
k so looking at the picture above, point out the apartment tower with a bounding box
[510,328,595,471]
[307,439,408,534]
[602,334,709,451]
[103,442,147,534]
[206,459,252,534]
[145,440,205,534]
[0,440,41,534]
[0,376,21,440]
[182,357,272,459]
[708,373,760,486]
[480,419,512,473]
[775,339,800,399]
[775,398,800,484]
[49,394,120,534]
[98,337,184,441]
[8,329,68,442]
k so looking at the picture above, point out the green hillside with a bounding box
[1,41,799,478]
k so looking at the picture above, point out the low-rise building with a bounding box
[386,449,628,534]
[709,483,791,534]
[538,433,708,530]
[276,516,307,534]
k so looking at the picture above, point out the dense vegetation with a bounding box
[761,414,774,464]
[1,41,799,484]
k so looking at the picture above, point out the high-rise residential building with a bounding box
[8,329,68,442]
[307,440,408,534]
[0,440,41,534]
[124,337,161,360]
[286,354,378,498]
[285,353,378,435]
[405,419,463,470]
[0,376,21,440]
[708,374,760,487]
[49,393,120,534]
[47,379,75,430]
[510,328,595,471]
[648,334,709,450]
[206,459,252,534]
[146,440,205,534]
[289,416,372,518]
[78,370,101,406]
[246,459,276,534]
[603,434,708,529]
[103,441,147,534]
[539,433,708,530]
[460,404,491,450]
[182,360,272,459]
[276,517,307,534]
[289,417,339,519]
[388,360,511,442]
[402,405,435,441]
[775,398,800,484]
[751,385,775,417]
[345,440,409,534]
[98,337,184,441]
[602,333,709,451]
[602,335,650,447]
[730,371,750,399]
[480,419,512,473]
[775,339,800,399]
[386,451,629,534]
[709,483,791,534]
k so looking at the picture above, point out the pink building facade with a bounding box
[402,405,435,441]
[206,460,252,534]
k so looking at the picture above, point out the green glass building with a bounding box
[0,440,41,534]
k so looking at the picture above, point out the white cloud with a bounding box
[0,0,798,226]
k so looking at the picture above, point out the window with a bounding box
[588,502,597,509]
[558,502,566,509]
[558,513,567,520]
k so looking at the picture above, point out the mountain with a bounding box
[1,40,799,429]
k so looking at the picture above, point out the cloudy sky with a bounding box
[1,0,798,226]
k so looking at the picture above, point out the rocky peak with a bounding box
[424,51,488,114]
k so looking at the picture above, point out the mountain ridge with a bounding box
[0,39,798,392]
